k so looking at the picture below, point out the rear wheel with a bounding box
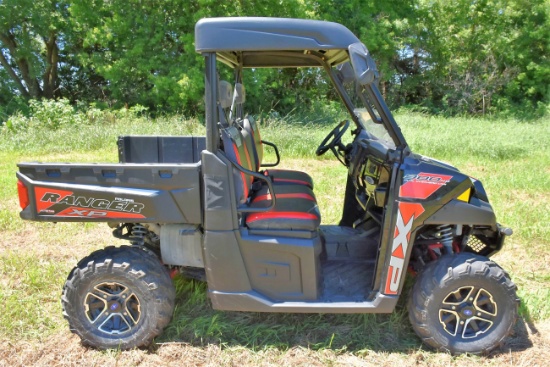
[408,253,518,355]
[62,246,175,349]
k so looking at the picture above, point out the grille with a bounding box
[466,236,488,253]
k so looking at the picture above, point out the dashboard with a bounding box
[348,130,393,209]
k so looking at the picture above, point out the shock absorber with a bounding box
[130,224,147,245]
[435,225,454,254]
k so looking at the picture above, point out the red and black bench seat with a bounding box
[246,183,320,231]
[221,126,321,232]
[246,197,321,231]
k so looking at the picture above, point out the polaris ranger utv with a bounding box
[16,17,518,354]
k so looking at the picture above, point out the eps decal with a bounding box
[399,172,453,199]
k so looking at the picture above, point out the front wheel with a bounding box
[62,246,176,349]
[408,253,518,355]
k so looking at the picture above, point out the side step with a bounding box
[209,290,398,313]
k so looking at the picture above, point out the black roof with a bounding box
[195,17,360,68]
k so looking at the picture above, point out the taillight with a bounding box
[17,180,29,209]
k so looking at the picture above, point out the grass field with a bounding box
[0,113,549,366]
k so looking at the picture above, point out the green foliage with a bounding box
[0,253,66,339]
[408,0,550,116]
[0,0,548,118]
[68,0,309,113]
[2,99,155,133]
[4,99,84,132]
[0,0,72,99]
[28,98,86,129]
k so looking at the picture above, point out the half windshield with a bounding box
[354,107,396,149]
[335,73,397,149]
[345,42,405,149]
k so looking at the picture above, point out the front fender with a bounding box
[423,198,497,230]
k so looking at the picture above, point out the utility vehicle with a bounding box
[16,17,518,354]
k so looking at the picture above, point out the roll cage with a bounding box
[194,17,408,153]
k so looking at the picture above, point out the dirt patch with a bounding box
[0,222,121,263]
[1,319,548,367]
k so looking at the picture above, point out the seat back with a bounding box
[232,84,261,172]
[242,116,263,166]
[218,80,233,127]
[220,126,255,205]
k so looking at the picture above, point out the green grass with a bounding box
[0,253,67,339]
[0,113,549,359]
[160,276,418,353]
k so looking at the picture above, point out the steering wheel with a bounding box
[315,120,350,163]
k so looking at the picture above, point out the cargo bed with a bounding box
[17,135,205,224]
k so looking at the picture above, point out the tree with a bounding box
[412,0,548,115]
[312,0,417,97]
[498,0,549,114]
[0,0,70,99]
[68,0,310,113]
[0,0,547,117]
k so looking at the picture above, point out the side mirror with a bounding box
[348,43,379,86]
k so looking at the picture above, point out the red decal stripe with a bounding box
[246,211,318,224]
[252,193,315,203]
[399,181,441,199]
[398,202,425,223]
[399,173,453,199]
[384,201,425,295]
[55,206,145,219]
[392,244,405,259]
[273,178,311,187]
[242,141,253,171]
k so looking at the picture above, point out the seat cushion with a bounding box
[264,169,314,189]
[251,183,316,204]
[247,184,320,231]
[246,197,321,231]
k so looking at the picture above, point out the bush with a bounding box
[3,99,86,133]
[4,112,30,133]
[29,99,86,129]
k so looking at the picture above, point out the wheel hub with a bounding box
[461,307,474,318]
[438,286,498,339]
[108,301,122,311]
[84,282,141,335]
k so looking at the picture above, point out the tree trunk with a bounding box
[0,51,30,97]
[0,30,43,99]
[42,32,59,98]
